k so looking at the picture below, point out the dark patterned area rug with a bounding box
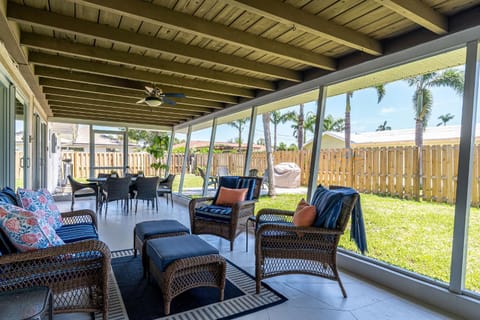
[110,249,287,320]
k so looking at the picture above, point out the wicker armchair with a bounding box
[67,175,98,211]
[189,176,263,251]
[255,186,359,297]
[0,209,111,319]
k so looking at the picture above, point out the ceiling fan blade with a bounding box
[136,98,146,104]
[162,97,176,105]
[163,93,185,98]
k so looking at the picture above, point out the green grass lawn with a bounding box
[255,193,480,293]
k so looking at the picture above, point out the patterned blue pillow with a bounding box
[17,188,63,230]
[0,202,64,252]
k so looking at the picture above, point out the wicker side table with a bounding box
[0,286,53,320]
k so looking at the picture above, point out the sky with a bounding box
[186,69,466,146]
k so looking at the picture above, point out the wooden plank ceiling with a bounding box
[3,0,480,127]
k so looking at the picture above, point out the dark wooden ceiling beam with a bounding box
[50,110,177,126]
[46,95,211,117]
[21,33,276,90]
[226,0,382,56]
[49,103,192,121]
[35,66,228,106]
[29,52,254,98]
[373,0,447,34]
[38,78,232,108]
[69,0,336,70]
[43,87,221,110]
[7,2,301,81]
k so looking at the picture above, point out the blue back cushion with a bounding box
[213,176,240,204]
[0,187,19,206]
[237,177,257,200]
[311,185,344,228]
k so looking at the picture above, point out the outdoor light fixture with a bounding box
[144,96,163,107]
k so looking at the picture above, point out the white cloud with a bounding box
[380,107,395,114]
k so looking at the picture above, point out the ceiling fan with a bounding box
[136,86,185,107]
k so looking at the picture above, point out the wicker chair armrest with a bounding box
[61,209,98,228]
[232,199,256,210]
[256,222,344,236]
[256,208,294,223]
[0,239,111,266]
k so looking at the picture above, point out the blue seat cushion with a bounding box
[56,223,98,243]
[147,234,219,271]
[135,220,190,241]
[237,177,257,200]
[195,205,232,222]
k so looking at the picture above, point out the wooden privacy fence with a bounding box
[46,144,480,205]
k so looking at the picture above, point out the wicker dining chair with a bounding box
[255,185,359,297]
[157,174,175,207]
[99,176,131,214]
[132,176,160,213]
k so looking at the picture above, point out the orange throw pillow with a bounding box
[293,198,316,227]
[215,187,248,206]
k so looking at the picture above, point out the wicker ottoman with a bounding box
[134,220,190,276]
[146,234,226,315]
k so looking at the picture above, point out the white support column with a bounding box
[89,124,94,178]
[203,118,217,196]
[179,125,192,194]
[307,85,327,202]
[166,129,175,176]
[244,107,258,176]
[450,40,480,293]
[123,128,128,174]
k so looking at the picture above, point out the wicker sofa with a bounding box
[0,208,111,319]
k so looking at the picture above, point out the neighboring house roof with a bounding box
[306,125,480,149]
[51,123,137,147]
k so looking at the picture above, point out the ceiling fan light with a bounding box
[144,96,162,107]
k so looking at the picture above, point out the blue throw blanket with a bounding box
[311,185,368,254]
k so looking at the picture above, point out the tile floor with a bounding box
[56,196,460,320]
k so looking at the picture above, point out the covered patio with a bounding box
[1,0,480,319]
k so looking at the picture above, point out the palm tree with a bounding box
[345,85,385,149]
[270,110,293,151]
[228,118,249,151]
[437,113,455,126]
[323,114,345,132]
[262,112,276,196]
[288,104,305,150]
[304,113,344,137]
[376,120,392,131]
[406,70,464,148]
